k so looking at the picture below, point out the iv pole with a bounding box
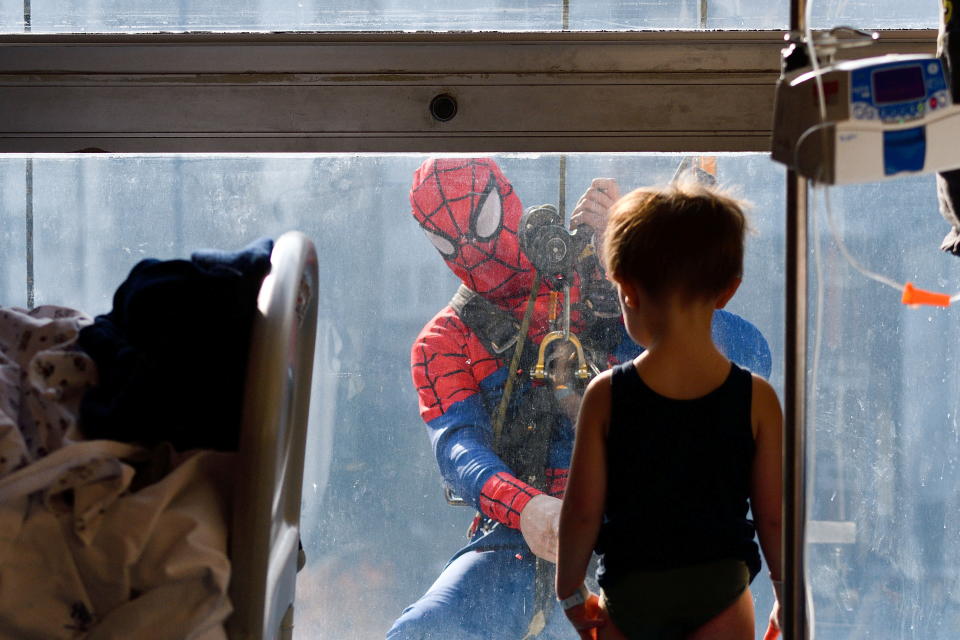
[785,0,810,638]
[23,0,34,310]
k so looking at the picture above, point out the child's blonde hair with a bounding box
[603,180,747,302]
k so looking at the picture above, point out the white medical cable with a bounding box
[792,121,836,184]
[796,107,960,168]
[800,8,821,638]
[794,119,960,302]
[822,187,904,292]
[813,152,960,302]
[805,4,829,125]
[809,180,825,566]
[793,103,960,184]
[800,2,960,305]
[803,2,902,291]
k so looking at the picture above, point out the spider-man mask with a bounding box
[410,158,534,305]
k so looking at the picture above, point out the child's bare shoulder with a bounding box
[750,373,780,406]
[750,373,783,434]
[580,369,614,417]
[588,367,614,390]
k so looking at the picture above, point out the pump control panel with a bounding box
[772,54,960,184]
[850,60,950,122]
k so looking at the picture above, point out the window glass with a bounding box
[0,159,26,308]
[9,154,960,638]
[807,175,960,638]
[810,0,938,30]
[2,153,783,639]
[0,0,22,31]
[4,0,786,33]
[569,0,785,30]
[0,0,942,34]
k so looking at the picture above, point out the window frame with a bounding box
[0,29,935,153]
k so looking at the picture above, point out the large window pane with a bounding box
[3,153,784,639]
[810,0,938,30]
[570,0,785,30]
[5,0,787,33]
[807,176,960,638]
[0,0,21,31]
[12,154,960,637]
[1,0,942,35]
[0,159,26,308]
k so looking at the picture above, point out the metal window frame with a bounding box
[0,30,935,153]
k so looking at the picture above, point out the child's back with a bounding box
[556,181,783,640]
[598,359,760,638]
[600,360,759,584]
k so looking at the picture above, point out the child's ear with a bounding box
[715,278,742,309]
[617,278,639,309]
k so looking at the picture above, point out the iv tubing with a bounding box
[798,11,960,307]
[819,178,960,304]
[803,6,823,635]
[822,187,903,292]
[808,181,827,640]
[795,121,960,304]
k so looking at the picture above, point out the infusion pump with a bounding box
[771,54,960,184]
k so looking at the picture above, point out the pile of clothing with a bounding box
[0,239,272,639]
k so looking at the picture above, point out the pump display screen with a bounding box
[872,66,926,104]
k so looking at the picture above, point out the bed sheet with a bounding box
[0,306,234,639]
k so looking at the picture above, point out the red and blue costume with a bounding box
[387,158,772,639]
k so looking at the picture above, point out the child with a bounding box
[555,182,783,640]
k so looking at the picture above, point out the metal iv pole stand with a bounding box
[785,0,810,638]
[23,0,34,310]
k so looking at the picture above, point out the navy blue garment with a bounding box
[596,361,761,589]
[77,238,273,452]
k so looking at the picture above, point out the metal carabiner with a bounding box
[531,331,591,381]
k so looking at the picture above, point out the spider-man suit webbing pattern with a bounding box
[387,158,773,640]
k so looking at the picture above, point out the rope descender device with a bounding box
[518,202,597,384]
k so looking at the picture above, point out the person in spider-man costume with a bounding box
[386,157,772,640]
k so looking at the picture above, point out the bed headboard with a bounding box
[227,231,319,640]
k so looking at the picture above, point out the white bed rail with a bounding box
[227,231,319,640]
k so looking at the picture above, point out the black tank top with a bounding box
[595,361,761,587]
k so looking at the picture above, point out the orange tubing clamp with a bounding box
[901,282,951,308]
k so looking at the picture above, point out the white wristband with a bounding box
[558,583,590,611]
